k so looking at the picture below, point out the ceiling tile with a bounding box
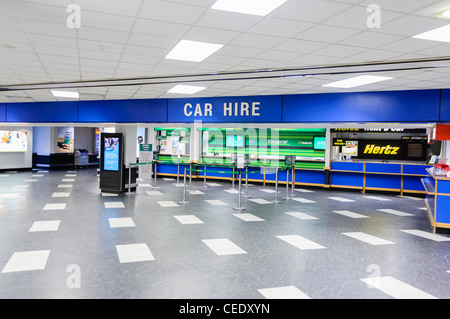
[139,0,207,24]
[247,18,313,38]
[271,0,351,23]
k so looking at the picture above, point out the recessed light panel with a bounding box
[323,75,393,89]
[435,8,450,20]
[51,90,79,99]
[211,0,288,16]
[412,24,450,43]
[167,85,206,95]
[165,40,224,62]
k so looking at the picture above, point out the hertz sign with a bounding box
[357,139,426,161]
[363,144,400,155]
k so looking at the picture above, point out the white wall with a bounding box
[0,126,33,170]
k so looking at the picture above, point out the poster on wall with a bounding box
[0,130,28,152]
[56,127,74,153]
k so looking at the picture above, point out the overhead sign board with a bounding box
[167,95,282,123]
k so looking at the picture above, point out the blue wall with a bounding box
[6,101,78,123]
[0,103,5,122]
[441,89,450,122]
[1,89,449,124]
[282,90,441,123]
[78,99,167,123]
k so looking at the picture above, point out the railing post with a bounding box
[178,167,190,205]
[233,170,246,211]
[272,168,282,204]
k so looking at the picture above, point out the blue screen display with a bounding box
[103,137,120,171]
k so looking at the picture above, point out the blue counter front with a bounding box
[154,161,326,187]
[422,169,450,233]
[330,161,432,195]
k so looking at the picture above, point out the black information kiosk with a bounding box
[100,132,124,194]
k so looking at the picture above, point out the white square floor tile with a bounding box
[101,192,118,197]
[13,185,30,189]
[62,179,75,182]
[188,190,205,195]
[29,220,60,232]
[138,183,152,187]
[342,232,395,246]
[364,196,391,201]
[258,286,310,299]
[52,192,70,198]
[205,199,228,206]
[1,250,50,273]
[277,235,326,250]
[225,189,239,194]
[328,197,355,202]
[377,208,414,217]
[202,238,247,256]
[173,183,185,187]
[174,215,204,224]
[249,198,272,205]
[163,178,174,181]
[23,179,37,182]
[0,193,18,199]
[333,210,369,219]
[108,217,135,228]
[146,191,163,196]
[292,197,316,204]
[285,212,318,220]
[157,201,179,207]
[401,229,450,242]
[206,183,222,187]
[233,213,264,222]
[295,189,314,193]
[115,243,154,263]
[259,189,276,193]
[58,184,73,188]
[104,202,125,209]
[65,174,77,177]
[31,174,44,177]
[43,203,66,210]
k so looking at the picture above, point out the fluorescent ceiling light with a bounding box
[436,8,450,20]
[167,85,206,95]
[51,90,79,99]
[412,24,450,43]
[211,0,287,16]
[165,40,223,62]
[323,75,393,89]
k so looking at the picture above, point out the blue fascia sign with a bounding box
[167,95,282,123]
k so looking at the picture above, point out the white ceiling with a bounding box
[1,0,450,103]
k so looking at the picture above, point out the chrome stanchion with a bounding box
[127,163,132,195]
[232,166,235,189]
[151,161,160,190]
[272,168,282,204]
[200,165,209,189]
[291,167,295,198]
[242,166,252,198]
[178,167,190,205]
[233,170,246,211]
[284,167,292,200]
[177,163,180,184]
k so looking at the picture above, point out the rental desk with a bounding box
[422,169,450,233]
[330,161,432,195]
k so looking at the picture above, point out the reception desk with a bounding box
[330,161,432,195]
[154,155,326,187]
[422,169,450,233]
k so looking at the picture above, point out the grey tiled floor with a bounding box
[0,168,449,299]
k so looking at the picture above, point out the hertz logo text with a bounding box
[363,144,399,155]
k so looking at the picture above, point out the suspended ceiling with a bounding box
[1,0,450,103]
